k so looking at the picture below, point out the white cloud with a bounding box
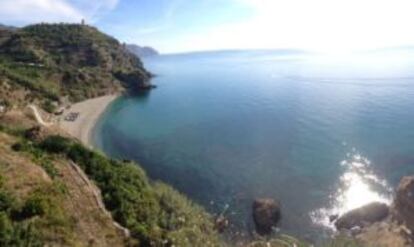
[0,0,119,26]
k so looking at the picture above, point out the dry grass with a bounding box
[0,113,128,246]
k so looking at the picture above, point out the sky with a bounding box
[1,0,414,53]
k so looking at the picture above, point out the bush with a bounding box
[21,196,48,218]
[11,142,24,152]
[39,136,71,154]
[0,175,44,246]
[42,100,56,113]
[37,136,223,246]
[0,214,42,247]
[39,160,58,179]
[0,191,15,213]
[0,212,13,245]
[11,140,35,153]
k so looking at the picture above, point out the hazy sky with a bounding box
[2,0,414,53]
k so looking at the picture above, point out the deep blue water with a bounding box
[94,50,414,242]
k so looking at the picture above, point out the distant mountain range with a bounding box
[126,44,159,57]
[0,24,17,31]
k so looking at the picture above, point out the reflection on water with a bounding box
[311,149,392,228]
[97,51,414,241]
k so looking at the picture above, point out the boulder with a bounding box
[252,198,281,235]
[335,202,389,230]
[394,176,414,232]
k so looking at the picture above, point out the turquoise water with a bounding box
[94,50,414,242]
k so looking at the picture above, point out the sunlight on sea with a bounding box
[97,50,414,240]
[311,148,392,228]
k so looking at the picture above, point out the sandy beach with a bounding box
[59,95,118,147]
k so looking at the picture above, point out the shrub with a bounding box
[39,160,58,179]
[0,176,44,246]
[37,136,223,246]
[0,212,13,245]
[11,142,24,152]
[0,214,42,247]
[42,100,56,113]
[0,191,15,213]
[21,195,48,218]
[39,135,71,154]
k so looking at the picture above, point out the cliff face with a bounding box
[0,24,152,107]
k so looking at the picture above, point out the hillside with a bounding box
[0,113,368,247]
[0,24,152,111]
[0,112,223,246]
[126,44,159,57]
[0,113,128,246]
[0,24,17,31]
[0,23,225,246]
[1,23,412,247]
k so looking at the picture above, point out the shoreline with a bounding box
[59,95,118,148]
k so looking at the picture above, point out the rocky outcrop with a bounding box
[394,176,414,232]
[114,70,155,90]
[338,176,414,246]
[356,220,413,247]
[252,198,281,235]
[335,202,389,230]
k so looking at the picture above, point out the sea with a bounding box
[93,49,414,243]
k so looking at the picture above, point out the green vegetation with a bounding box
[1,124,365,246]
[0,22,368,247]
[0,123,26,137]
[41,99,56,113]
[0,212,42,247]
[34,135,365,247]
[9,134,223,246]
[10,136,59,179]
[0,23,152,110]
[0,173,72,246]
[46,137,222,246]
[0,63,59,102]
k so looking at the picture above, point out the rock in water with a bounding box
[252,198,281,235]
[335,202,389,230]
[394,176,414,232]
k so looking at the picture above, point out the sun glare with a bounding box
[179,0,414,53]
[311,150,392,228]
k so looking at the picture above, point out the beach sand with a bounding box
[59,95,118,147]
